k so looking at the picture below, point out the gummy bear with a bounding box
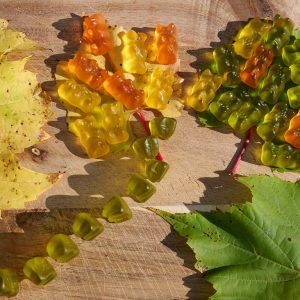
[257,102,297,142]
[240,44,273,89]
[213,45,241,87]
[152,23,178,65]
[263,14,294,56]
[132,136,159,159]
[73,212,104,241]
[47,234,79,263]
[127,173,156,202]
[186,69,222,112]
[233,18,271,58]
[68,51,109,90]
[82,13,114,56]
[290,61,300,84]
[121,30,147,74]
[100,102,129,144]
[287,86,300,109]
[102,195,132,223]
[143,67,174,110]
[258,62,290,104]
[261,141,300,169]
[284,112,300,148]
[58,80,101,113]
[103,72,144,110]
[149,117,177,140]
[23,257,56,285]
[282,39,300,66]
[144,159,169,182]
[0,268,19,297]
[69,115,110,158]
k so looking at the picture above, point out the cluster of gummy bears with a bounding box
[0,13,181,297]
[186,15,300,170]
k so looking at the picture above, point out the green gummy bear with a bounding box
[132,136,159,159]
[0,268,19,297]
[149,117,177,140]
[47,234,79,263]
[127,173,156,203]
[282,39,300,66]
[73,212,104,241]
[210,88,269,133]
[263,14,294,55]
[261,141,300,170]
[212,45,241,87]
[290,61,300,84]
[102,195,132,223]
[23,257,56,286]
[145,159,169,182]
[257,102,297,142]
[287,85,300,108]
[258,63,290,104]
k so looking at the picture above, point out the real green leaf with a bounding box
[154,175,300,300]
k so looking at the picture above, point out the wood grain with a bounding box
[0,0,299,299]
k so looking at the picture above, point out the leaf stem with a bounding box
[137,109,164,161]
[229,127,255,175]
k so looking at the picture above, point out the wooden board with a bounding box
[0,0,299,299]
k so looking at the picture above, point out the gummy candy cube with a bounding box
[57,80,101,113]
[145,159,169,182]
[284,112,300,149]
[0,268,19,297]
[132,136,159,159]
[287,86,300,109]
[102,195,132,223]
[47,234,79,263]
[149,117,177,140]
[127,173,156,202]
[23,257,56,286]
[73,212,104,241]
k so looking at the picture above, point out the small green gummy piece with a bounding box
[127,173,156,203]
[145,159,169,182]
[132,136,159,159]
[0,268,19,297]
[287,85,300,108]
[47,234,79,263]
[23,257,56,286]
[72,212,104,241]
[149,117,177,140]
[102,195,132,223]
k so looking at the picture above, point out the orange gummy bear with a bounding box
[284,112,300,148]
[68,51,109,90]
[82,13,114,55]
[103,73,144,110]
[240,44,273,89]
[155,23,178,65]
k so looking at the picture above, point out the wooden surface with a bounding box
[0,0,300,299]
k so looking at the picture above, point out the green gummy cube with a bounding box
[149,117,177,140]
[287,86,300,108]
[145,159,169,182]
[127,173,156,203]
[132,136,159,159]
[73,212,104,241]
[102,195,132,223]
[47,234,79,263]
[0,268,19,297]
[23,257,56,286]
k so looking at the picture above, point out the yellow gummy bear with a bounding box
[121,30,147,74]
[233,18,271,58]
[144,67,175,110]
[186,69,222,112]
[100,102,129,145]
[58,80,101,113]
[69,115,110,158]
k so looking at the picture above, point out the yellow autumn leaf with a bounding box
[0,154,61,217]
[0,57,52,154]
[0,19,42,57]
